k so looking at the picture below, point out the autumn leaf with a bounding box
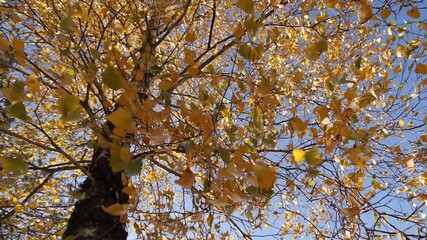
[6,102,30,121]
[27,75,41,93]
[399,119,405,127]
[306,147,321,166]
[188,212,203,222]
[59,94,81,121]
[102,203,129,216]
[236,0,254,14]
[158,80,176,91]
[0,38,10,51]
[175,168,195,189]
[253,162,276,192]
[293,149,306,162]
[60,12,73,31]
[340,206,361,217]
[359,3,373,23]
[0,155,28,175]
[407,7,420,19]
[415,63,427,74]
[0,81,25,102]
[107,107,133,128]
[185,30,197,42]
[218,147,231,163]
[324,0,338,8]
[380,9,391,20]
[316,39,328,53]
[102,66,122,90]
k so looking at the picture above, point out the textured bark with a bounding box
[63,147,128,240]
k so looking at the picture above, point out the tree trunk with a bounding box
[63,147,129,240]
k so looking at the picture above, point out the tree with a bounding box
[0,0,426,239]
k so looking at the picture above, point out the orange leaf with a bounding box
[158,80,176,91]
[380,9,391,20]
[175,168,195,189]
[187,66,199,77]
[189,212,203,222]
[340,206,360,217]
[415,63,427,74]
[0,38,10,51]
[253,162,276,191]
[407,7,420,19]
[102,203,129,216]
[359,4,373,23]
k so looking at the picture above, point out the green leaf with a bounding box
[102,66,122,90]
[218,147,230,163]
[6,102,30,121]
[1,155,28,175]
[354,56,362,69]
[150,65,163,74]
[181,142,196,153]
[60,13,73,32]
[316,39,328,52]
[236,0,254,13]
[124,159,142,177]
[59,94,81,121]
[238,43,252,60]
[246,186,259,197]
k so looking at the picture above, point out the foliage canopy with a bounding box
[1,0,427,239]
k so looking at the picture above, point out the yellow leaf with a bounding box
[0,155,28,175]
[399,119,405,127]
[380,9,391,20]
[0,38,10,51]
[407,7,420,19]
[420,135,427,142]
[415,63,427,74]
[14,204,24,212]
[175,168,195,189]
[253,162,276,191]
[293,149,306,162]
[59,94,81,121]
[236,0,254,13]
[106,107,133,128]
[0,81,25,102]
[102,203,129,216]
[306,147,322,166]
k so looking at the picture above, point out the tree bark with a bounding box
[63,147,128,240]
